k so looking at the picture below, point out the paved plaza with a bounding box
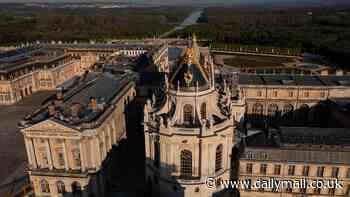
[0,91,55,195]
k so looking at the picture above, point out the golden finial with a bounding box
[184,66,193,86]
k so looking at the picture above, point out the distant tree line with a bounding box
[174,7,350,67]
[0,5,193,45]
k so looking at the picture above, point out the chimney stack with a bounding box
[55,88,64,106]
[56,90,63,100]
[89,97,98,111]
[71,104,82,118]
[48,102,56,117]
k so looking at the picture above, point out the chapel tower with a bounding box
[144,35,235,197]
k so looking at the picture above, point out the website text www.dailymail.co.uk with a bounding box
[205,177,343,190]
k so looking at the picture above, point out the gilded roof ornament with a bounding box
[184,66,193,86]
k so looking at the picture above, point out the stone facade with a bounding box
[0,43,166,105]
[15,38,350,197]
[0,47,100,105]
[20,73,136,197]
[0,55,83,105]
[238,128,350,197]
[144,36,235,197]
[239,160,350,196]
[237,74,350,125]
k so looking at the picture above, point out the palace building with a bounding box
[238,127,350,197]
[237,74,350,126]
[0,42,168,106]
[143,36,235,197]
[19,71,136,197]
[15,37,350,197]
[0,47,84,105]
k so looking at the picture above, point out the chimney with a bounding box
[89,97,98,111]
[48,102,56,117]
[56,90,63,100]
[71,104,82,117]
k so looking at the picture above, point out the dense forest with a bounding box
[171,7,350,67]
[0,4,193,44]
[0,4,349,67]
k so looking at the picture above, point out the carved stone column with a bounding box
[45,139,53,170]
[80,139,86,172]
[24,137,37,168]
[62,140,69,171]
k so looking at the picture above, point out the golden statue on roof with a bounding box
[183,34,199,65]
[183,47,194,65]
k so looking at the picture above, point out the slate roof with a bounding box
[67,73,124,106]
[241,127,350,164]
[171,63,209,88]
[0,45,41,61]
[241,147,350,165]
[238,74,350,87]
[0,47,65,73]
[279,127,350,145]
[168,47,184,61]
[138,72,165,87]
[24,71,135,129]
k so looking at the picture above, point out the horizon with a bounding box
[0,0,350,7]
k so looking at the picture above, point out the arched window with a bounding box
[56,181,65,194]
[200,103,207,120]
[40,179,50,193]
[71,182,82,196]
[183,104,193,124]
[283,104,294,120]
[283,104,294,114]
[298,104,310,123]
[215,144,223,172]
[267,104,279,117]
[180,150,192,178]
[252,103,263,116]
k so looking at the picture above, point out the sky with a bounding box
[0,0,349,6]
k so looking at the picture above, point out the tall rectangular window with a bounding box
[58,152,65,167]
[328,188,335,195]
[246,163,253,174]
[257,91,262,97]
[317,166,324,177]
[260,164,267,175]
[346,168,350,178]
[273,91,278,97]
[289,91,294,97]
[274,165,281,175]
[72,149,81,167]
[331,167,339,178]
[302,166,310,176]
[288,165,295,176]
